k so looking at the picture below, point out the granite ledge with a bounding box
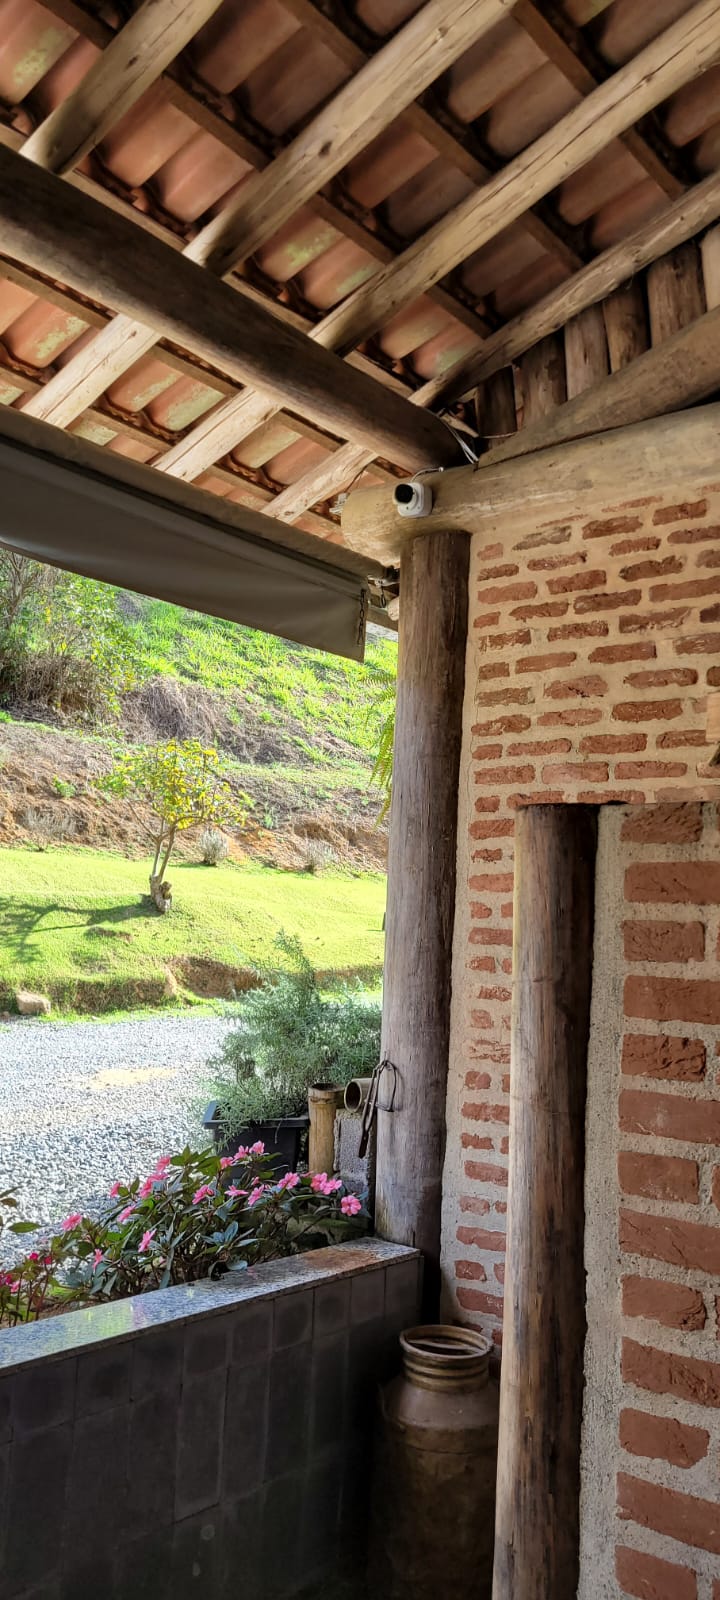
[0,1238,419,1374]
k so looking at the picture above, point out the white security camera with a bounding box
[393,479,434,518]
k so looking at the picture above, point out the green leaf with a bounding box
[8,1220,39,1234]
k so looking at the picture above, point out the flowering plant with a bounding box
[0,1148,367,1326]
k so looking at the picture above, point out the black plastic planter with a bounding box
[202,1102,309,1177]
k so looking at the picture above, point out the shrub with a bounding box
[0,556,134,720]
[0,1146,367,1326]
[200,826,229,865]
[208,933,381,1137]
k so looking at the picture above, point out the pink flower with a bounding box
[108,1181,122,1198]
[92,1249,104,1269]
[311,1173,329,1193]
[138,1178,155,1198]
[226,1185,247,1200]
[27,1252,40,1262]
[60,1213,83,1232]
[5,1279,20,1294]
[250,1141,265,1155]
[138,1228,156,1254]
[43,1254,54,1267]
[153,1156,172,1175]
[234,1145,249,1160]
[219,1156,235,1169]
[341,1195,362,1217]
[322,1178,342,1195]
[278,1172,300,1191]
[247,1185,265,1207]
[117,1204,135,1224]
[193,1184,215,1206]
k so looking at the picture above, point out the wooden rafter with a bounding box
[316,0,720,357]
[155,2,720,492]
[22,0,500,429]
[21,0,225,176]
[268,165,720,523]
[0,147,459,472]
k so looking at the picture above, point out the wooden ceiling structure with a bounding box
[0,0,717,605]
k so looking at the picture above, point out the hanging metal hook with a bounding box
[358,1057,398,1158]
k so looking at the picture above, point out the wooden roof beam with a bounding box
[0,147,459,472]
[318,0,720,358]
[185,0,515,275]
[22,0,225,176]
[270,163,720,523]
[342,315,720,563]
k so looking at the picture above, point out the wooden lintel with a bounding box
[341,399,720,565]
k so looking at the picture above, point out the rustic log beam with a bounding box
[516,333,566,426]
[0,147,459,472]
[340,401,720,564]
[492,804,598,1600]
[21,0,224,175]
[375,528,469,1317]
[185,0,514,275]
[701,223,720,307]
[261,130,720,525]
[315,0,720,357]
[646,239,706,343]
[564,304,609,397]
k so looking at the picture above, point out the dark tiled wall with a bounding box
[0,1248,421,1600]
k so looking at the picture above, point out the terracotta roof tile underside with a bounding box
[0,0,716,540]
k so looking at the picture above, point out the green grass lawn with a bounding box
[0,846,386,1014]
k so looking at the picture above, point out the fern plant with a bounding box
[366,662,396,819]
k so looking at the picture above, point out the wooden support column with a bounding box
[492,805,598,1600]
[375,527,469,1318]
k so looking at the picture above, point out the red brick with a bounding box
[613,700,683,723]
[456,1226,506,1251]
[622,1340,720,1410]
[543,761,608,784]
[668,526,720,544]
[578,789,645,804]
[620,1088,720,1143]
[475,764,535,786]
[618,1151,699,1203]
[616,1545,697,1600]
[473,611,502,630]
[456,1287,504,1316]
[625,668,697,688]
[471,715,530,738]
[619,609,691,633]
[474,796,501,812]
[619,1408,708,1467]
[470,1040,511,1063]
[537,707,602,726]
[480,630,533,651]
[462,1101,510,1124]
[547,568,606,593]
[477,563,519,581]
[584,516,643,537]
[455,1259,488,1281]
[511,601,568,620]
[626,862,720,904]
[674,632,720,655]
[470,926,513,946]
[477,661,509,680]
[621,804,704,844]
[616,761,687,779]
[460,1193,492,1213]
[621,1033,706,1081]
[653,500,707,524]
[620,1208,720,1273]
[621,1276,706,1330]
[461,1133,493,1150]
[618,1471,720,1557]
[576,589,642,612]
[476,687,534,707]
[477,542,504,561]
[548,621,608,640]
[651,577,720,602]
[470,1009,493,1029]
[708,666,720,685]
[507,738,572,756]
[696,550,720,568]
[472,745,504,763]
[463,1161,508,1186]
[469,872,514,893]
[545,675,608,699]
[701,605,720,623]
[713,1168,720,1209]
[470,819,515,839]
[622,556,685,581]
[526,551,585,570]
[515,652,577,673]
[465,1071,491,1090]
[469,956,496,973]
[581,733,646,754]
[657,730,708,748]
[589,642,656,663]
[623,921,704,962]
[477,581,537,604]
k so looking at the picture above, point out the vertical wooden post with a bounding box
[375,527,469,1317]
[492,804,598,1600]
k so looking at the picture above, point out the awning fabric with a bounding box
[0,429,368,661]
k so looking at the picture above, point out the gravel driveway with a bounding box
[0,1011,233,1252]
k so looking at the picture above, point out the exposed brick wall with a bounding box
[443,489,720,1346]
[443,487,720,1593]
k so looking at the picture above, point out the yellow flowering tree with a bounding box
[99,739,247,911]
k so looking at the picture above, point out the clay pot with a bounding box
[370,1324,499,1600]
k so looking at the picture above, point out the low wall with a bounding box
[0,1238,421,1600]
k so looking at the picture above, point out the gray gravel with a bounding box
[0,1012,234,1256]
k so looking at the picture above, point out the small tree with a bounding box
[99,739,247,911]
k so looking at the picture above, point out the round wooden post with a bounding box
[492,805,598,1600]
[375,526,469,1317]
